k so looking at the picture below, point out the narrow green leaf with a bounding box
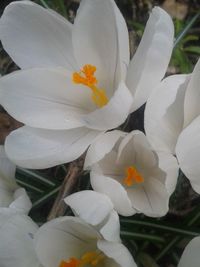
[16,179,44,193]
[181,35,199,44]
[39,0,49,8]
[155,206,200,261]
[120,231,165,243]
[184,46,200,54]
[120,218,200,237]
[17,168,56,187]
[174,13,200,48]
[32,186,61,209]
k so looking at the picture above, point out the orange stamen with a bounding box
[59,258,80,267]
[123,166,144,187]
[72,64,108,108]
[59,251,105,267]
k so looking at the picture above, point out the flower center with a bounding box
[59,251,105,267]
[72,64,108,108]
[123,166,144,187]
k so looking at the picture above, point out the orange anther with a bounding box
[123,166,144,187]
[59,258,80,267]
[72,64,108,108]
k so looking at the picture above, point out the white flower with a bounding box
[86,130,178,217]
[0,208,136,267]
[34,216,136,267]
[0,209,40,267]
[0,145,32,213]
[145,58,200,194]
[0,0,173,169]
[178,236,200,267]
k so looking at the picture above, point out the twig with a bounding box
[47,154,85,220]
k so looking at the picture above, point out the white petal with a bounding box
[5,126,101,169]
[73,0,126,96]
[0,145,16,180]
[82,82,133,131]
[0,209,40,267]
[98,240,137,267]
[96,151,124,177]
[184,58,200,127]
[0,68,96,130]
[176,116,200,194]
[157,152,179,195]
[0,1,76,69]
[84,130,126,169]
[117,131,158,169]
[100,210,121,242]
[178,237,200,267]
[34,216,100,267]
[90,171,135,216]
[64,190,114,226]
[126,7,174,112]
[9,188,32,214]
[145,74,189,153]
[126,176,169,217]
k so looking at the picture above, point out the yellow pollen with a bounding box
[123,166,144,187]
[59,251,105,267]
[72,64,108,108]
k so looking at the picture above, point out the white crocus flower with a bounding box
[0,145,32,213]
[86,130,178,217]
[0,208,41,267]
[0,209,136,267]
[178,236,200,267]
[145,58,200,194]
[34,216,136,267]
[0,0,173,169]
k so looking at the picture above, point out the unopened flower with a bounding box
[0,145,31,213]
[145,58,200,194]
[0,0,173,168]
[86,131,178,217]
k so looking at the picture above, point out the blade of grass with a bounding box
[16,179,44,193]
[155,206,200,261]
[17,168,56,187]
[121,230,165,243]
[32,186,61,209]
[120,218,200,237]
[59,0,67,17]
[174,12,200,48]
[39,0,50,8]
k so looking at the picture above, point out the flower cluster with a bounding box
[0,0,199,266]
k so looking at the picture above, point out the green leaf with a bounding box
[184,46,200,54]
[120,230,165,243]
[172,48,192,73]
[174,12,200,48]
[120,218,200,237]
[182,35,199,44]
[38,0,49,8]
